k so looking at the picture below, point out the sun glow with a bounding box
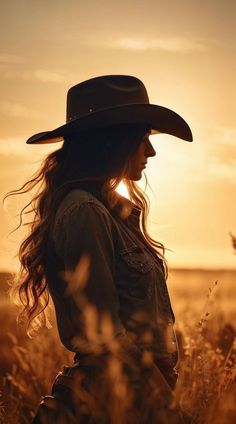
[116,181,130,199]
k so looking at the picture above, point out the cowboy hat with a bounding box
[26,75,193,144]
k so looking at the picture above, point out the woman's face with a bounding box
[126,132,156,180]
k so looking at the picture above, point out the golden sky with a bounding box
[0,0,236,270]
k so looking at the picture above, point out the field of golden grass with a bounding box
[0,269,235,423]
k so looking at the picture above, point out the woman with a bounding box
[7,75,193,423]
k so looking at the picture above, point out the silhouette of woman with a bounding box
[7,75,193,423]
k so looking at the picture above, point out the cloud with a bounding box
[215,127,236,146]
[0,136,29,156]
[30,69,67,83]
[0,101,41,119]
[169,125,236,183]
[0,53,25,64]
[191,148,236,184]
[208,157,236,183]
[0,136,60,157]
[154,131,236,184]
[84,36,206,53]
[204,126,236,165]
[4,68,71,83]
[203,126,236,147]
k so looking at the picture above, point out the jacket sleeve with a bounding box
[53,200,185,422]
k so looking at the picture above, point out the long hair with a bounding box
[4,124,168,335]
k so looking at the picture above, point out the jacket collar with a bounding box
[112,194,141,228]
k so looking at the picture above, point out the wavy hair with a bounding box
[4,124,168,335]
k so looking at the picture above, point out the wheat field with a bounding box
[0,269,235,424]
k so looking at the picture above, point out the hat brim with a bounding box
[26,103,193,144]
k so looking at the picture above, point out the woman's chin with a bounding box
[124,169,143,181]
[130,173,142,181]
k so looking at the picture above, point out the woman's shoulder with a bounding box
[59,188,101,207]
[54,189,110,226]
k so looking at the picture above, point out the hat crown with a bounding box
[66,75,150,123]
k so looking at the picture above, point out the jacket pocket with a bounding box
[120,244,155,274]
[119,245,155,300]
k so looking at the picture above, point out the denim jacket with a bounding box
[46,188,179,388]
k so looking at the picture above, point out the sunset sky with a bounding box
[0,0,235,271]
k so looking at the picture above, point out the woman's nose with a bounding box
[146,140,156,157]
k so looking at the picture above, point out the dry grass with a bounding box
[0,272,235,423]
[174,282,236,423]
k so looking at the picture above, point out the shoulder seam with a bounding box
[54,198,111,230]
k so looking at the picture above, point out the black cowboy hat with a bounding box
[26,75,193,144]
